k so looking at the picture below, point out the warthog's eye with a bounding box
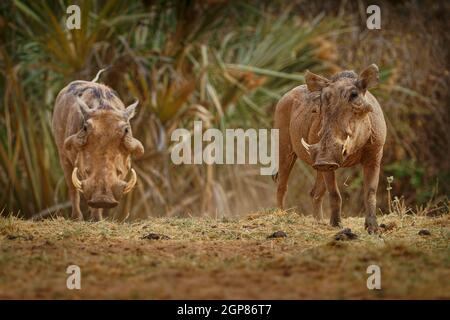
[84,168,91,176]
[121,126,130,137]
[116,169,123,177]
[349,90,358,100]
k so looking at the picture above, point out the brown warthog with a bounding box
[274,64,386,233]
[52,70,144,221]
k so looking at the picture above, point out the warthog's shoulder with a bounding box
[285,84,307,98]
[283,84,320,110]
[365,91,387,146]
[274,85,320,126]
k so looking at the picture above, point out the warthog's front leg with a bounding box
[310,172,326,221]
[70,190,83,221]
[323,171,342,228]
[363,161,381,234]
[276,150,297,209]
[61,157,83,221]
[90,208,103,221]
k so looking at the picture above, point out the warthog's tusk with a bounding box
[301,138,311,154]
[123,168,137,194]
[71,167,83,193]
[342,135,351,156]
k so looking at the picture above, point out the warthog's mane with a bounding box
[67,81,122,111]
[330,70,358,82]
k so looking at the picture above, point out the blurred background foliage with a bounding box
[0,0,448,220]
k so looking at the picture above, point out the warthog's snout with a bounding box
[88,196,119,209]
[312,161,339,171]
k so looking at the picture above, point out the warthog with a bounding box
[274,64,386,233]
[52,70,144,221]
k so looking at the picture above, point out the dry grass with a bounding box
[0,209,448,299]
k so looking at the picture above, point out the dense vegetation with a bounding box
[0,0,448,219]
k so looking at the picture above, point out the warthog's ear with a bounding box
[124,99,139,121]
[357,64,379,91]
[64,125,88,151]
[76,97,93,119]
[305,70,329,92]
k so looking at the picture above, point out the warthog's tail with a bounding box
[91,67,110,83]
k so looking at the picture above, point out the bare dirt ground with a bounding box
[0,210,449,299]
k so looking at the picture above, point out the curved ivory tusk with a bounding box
[301,138,311,154]
[71,167,83,193]
[123,168,137,194]
[342,135,351,156]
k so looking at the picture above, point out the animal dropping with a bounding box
[334,228,358,241]
[141,233,171,240]
[267,230,288,239]
[418,229,431,236]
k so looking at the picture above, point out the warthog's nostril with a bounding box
[88,196,119,209]
[312,162,339,172]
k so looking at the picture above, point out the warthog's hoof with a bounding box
[330,217,342,228]
[365,217,379,234]
[71,213,84,221]
[313,214,323,222]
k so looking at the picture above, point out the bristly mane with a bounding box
[330,70,358,82]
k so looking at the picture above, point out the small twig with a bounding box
[386,176,394,214]
[31,202,71,221]
[343,176,350,187]
[425,206,446,216]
